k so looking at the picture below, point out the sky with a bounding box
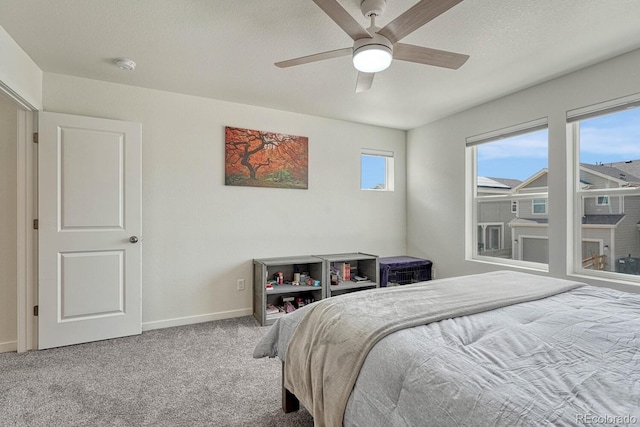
[361,155,386,189]
[477,108,640,181]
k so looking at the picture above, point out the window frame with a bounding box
[466,118,550,270]
[596,195,610,206]
[532,198,547,214]
[360,149,395,191]
[568,95,640,282]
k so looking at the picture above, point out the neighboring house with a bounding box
[574,162,640,272]
[476,177,521,258]
[479,162,640,270]
[508,169,552,264]
[479,161,640,270]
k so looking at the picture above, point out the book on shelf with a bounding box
[266,304,282,315]
[335,262,351,281]
[266,312,286,320]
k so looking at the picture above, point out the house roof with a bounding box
[504,164,640,194]
[582,214,625,225]
[516,218,548,224]
[2,1,640,130]
[513,169,548,192]
[595,160,640,183]
[477,177,512,189]
[580,163,640,185]
[510,214,625,227]
[486,177,522,189]
[509,218,549,227]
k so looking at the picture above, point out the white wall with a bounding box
[43,73,407,329]
[407,48,640,293]
[0,25,42,110]
[0,93,17,350]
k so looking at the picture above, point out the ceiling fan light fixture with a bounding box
[353,44,392,73]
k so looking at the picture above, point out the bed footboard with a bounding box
[282,361,300,413]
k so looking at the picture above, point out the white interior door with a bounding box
[38,112,142,349]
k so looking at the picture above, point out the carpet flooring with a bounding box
[0,316,313,426]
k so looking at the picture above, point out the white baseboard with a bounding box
[142,308,253,332]
[0,340,17,353]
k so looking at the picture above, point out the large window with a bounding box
[361,149,394,191]
[468,120,549,266]
[570,100,640,278]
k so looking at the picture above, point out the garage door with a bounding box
[522,237,548,264]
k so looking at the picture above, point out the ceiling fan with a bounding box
[275,0,469,92]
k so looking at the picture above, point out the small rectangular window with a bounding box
[596,196,610,206]
[532,199,547,214]
[511,200,518,213]
[361,149,394,191]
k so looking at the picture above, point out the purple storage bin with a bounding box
[379,256,432,287]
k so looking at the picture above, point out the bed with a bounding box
[253,270,640,427]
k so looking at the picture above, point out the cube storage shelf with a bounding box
[253,255,324,326]
[316,253,379,298]
[253,253,379,326]
[379,256,432,287]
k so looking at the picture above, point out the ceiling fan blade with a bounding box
[377,0,463,44]
[394,43,469,69]
[313,0,371,40]
[275,47,352,68]
[355,72,375,93]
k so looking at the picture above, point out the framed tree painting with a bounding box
[225,126,308,189]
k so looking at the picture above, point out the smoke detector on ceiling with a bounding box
[115,58,136,71]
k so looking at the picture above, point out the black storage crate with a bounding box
[379,256,432,287]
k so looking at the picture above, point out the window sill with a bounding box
[569,270,640,287]
[466,256,549,273]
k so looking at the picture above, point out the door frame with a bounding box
[16,108,37,352]
[1,82,39,352]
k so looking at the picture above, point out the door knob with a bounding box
[129,236,139,243]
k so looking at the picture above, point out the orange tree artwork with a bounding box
[225,126,308,189]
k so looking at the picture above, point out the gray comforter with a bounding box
[254,273,640,426]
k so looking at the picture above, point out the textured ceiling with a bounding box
[1,0,640,130]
